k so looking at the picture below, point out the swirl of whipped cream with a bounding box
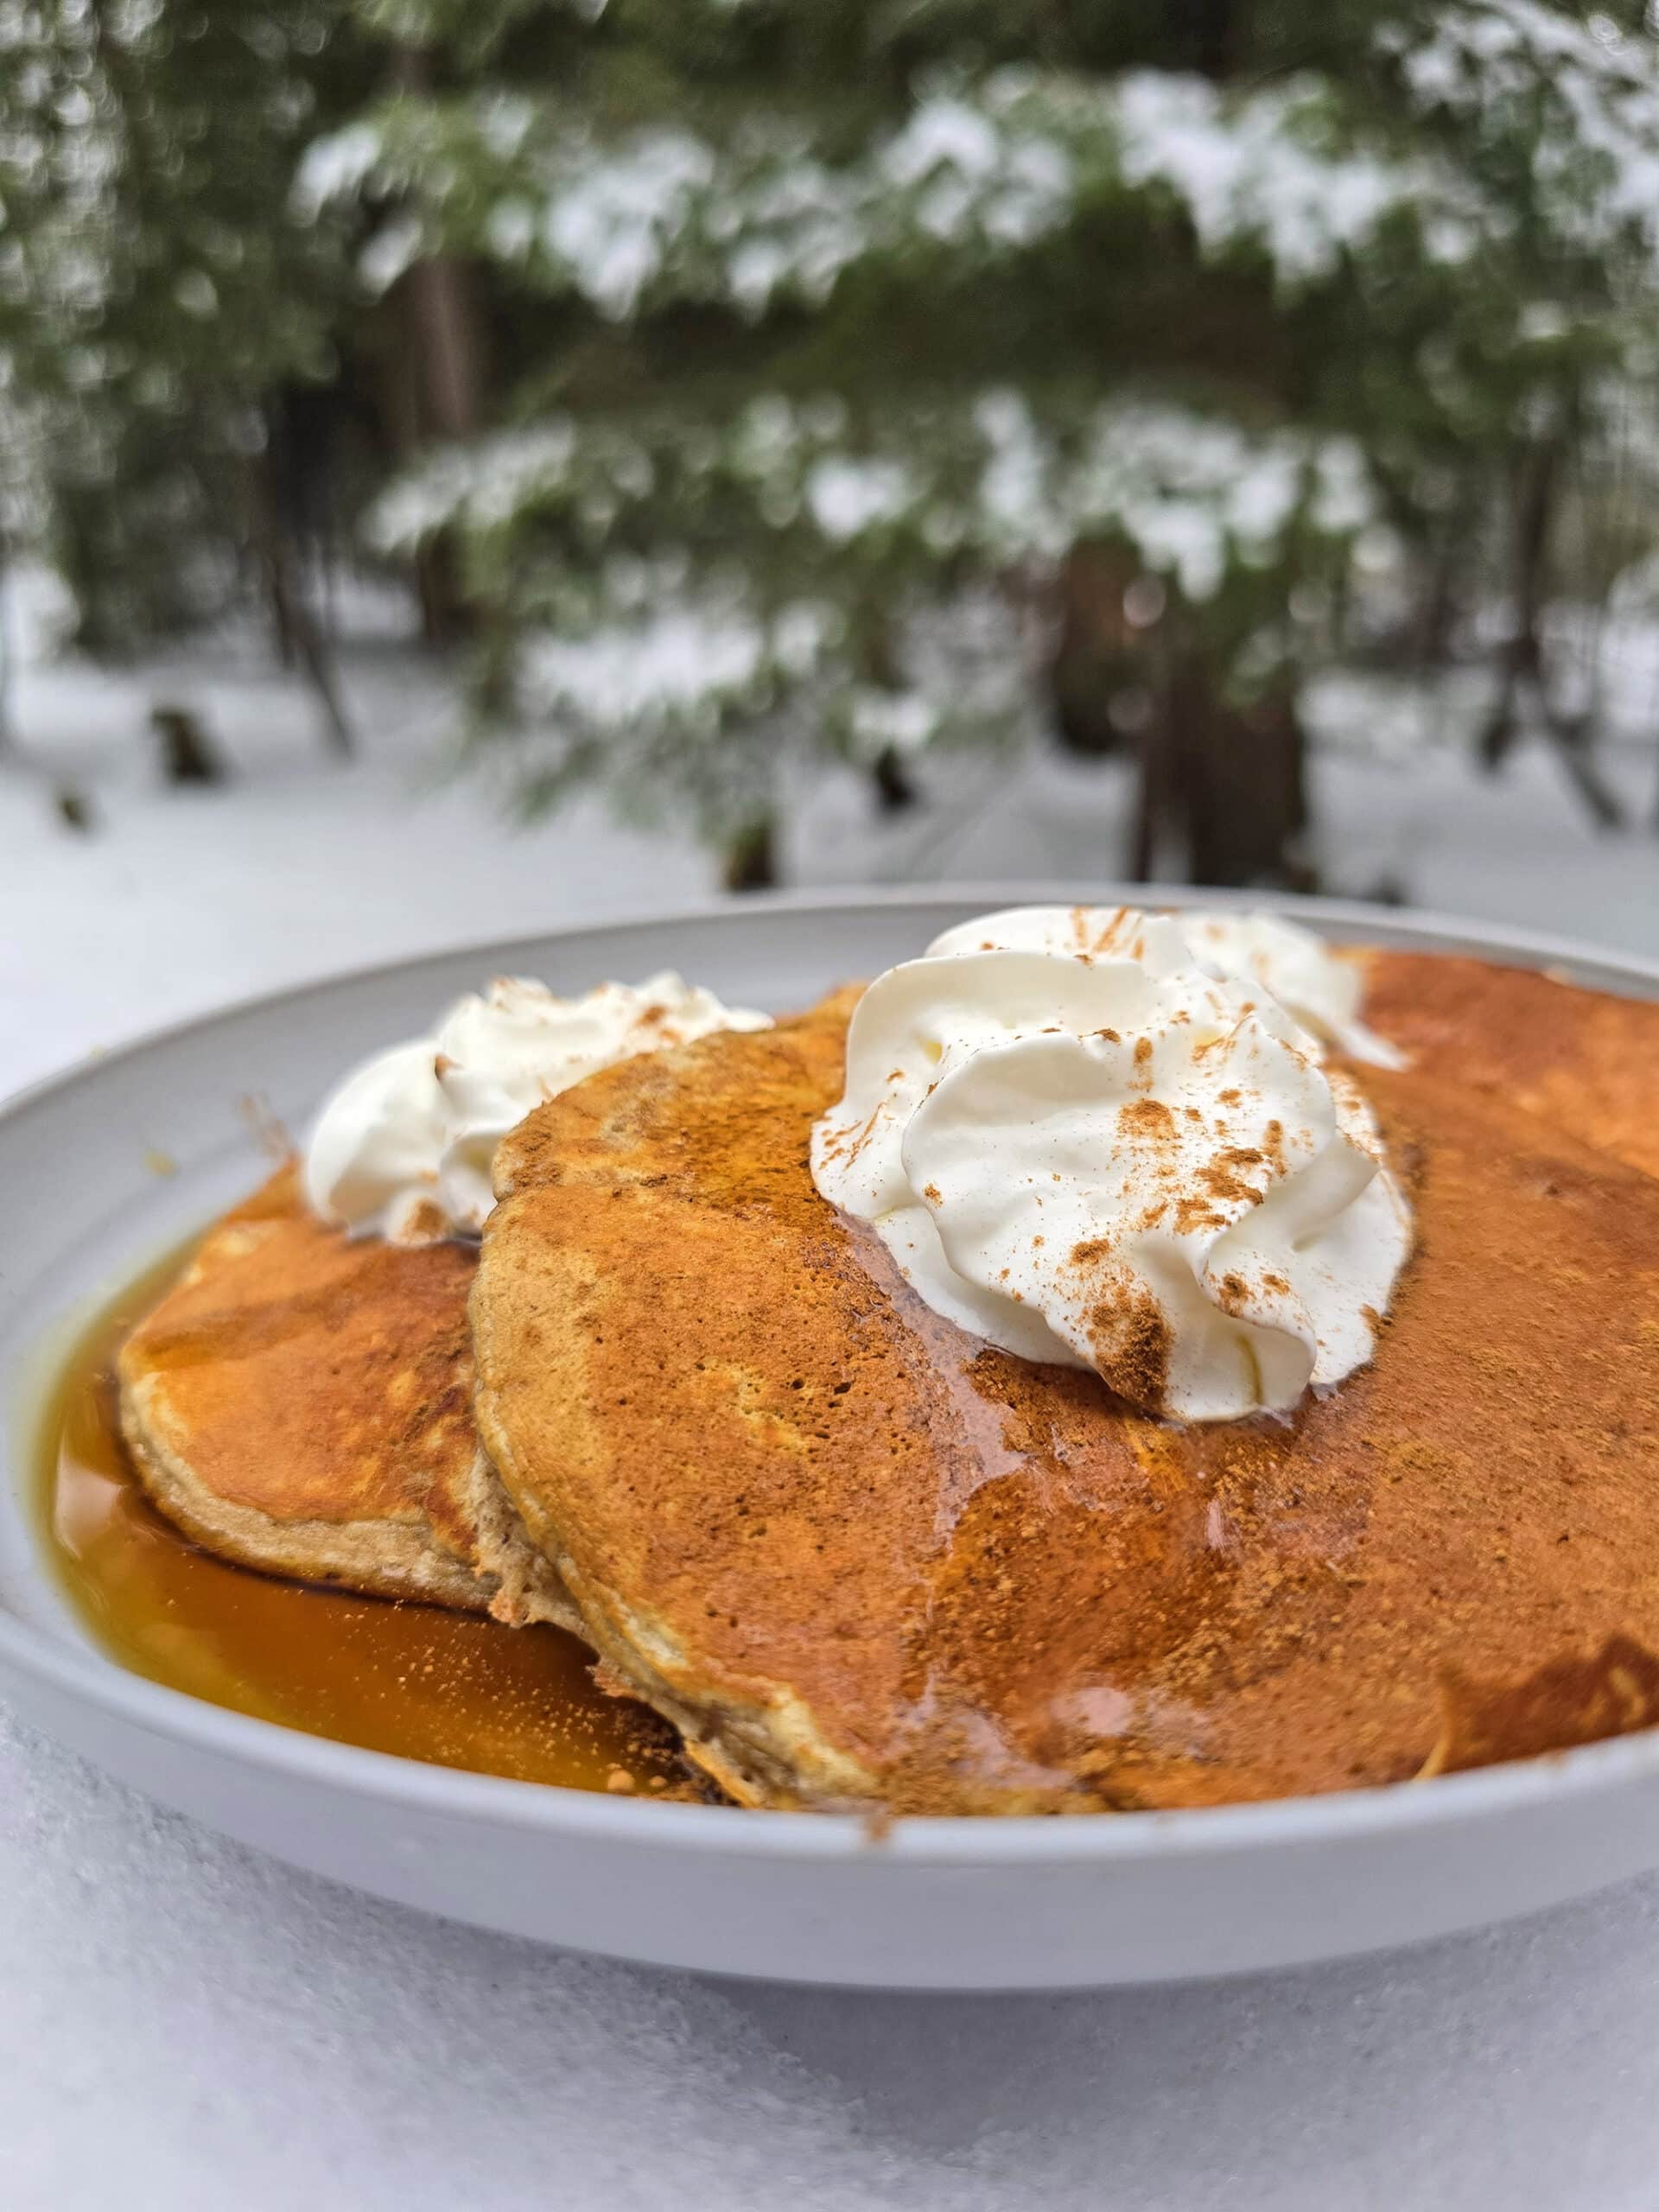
[305,973,769,1242]
[810,909,1411,1422]
[927,905,1403,1066]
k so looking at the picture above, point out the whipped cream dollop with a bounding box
[305,973,770,1242]
[810,906,1411,1422]
[927,905,1403,1067]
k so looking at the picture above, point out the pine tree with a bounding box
[296,0,1659,885]
[7,3,1657,874]
[0,0,362,749]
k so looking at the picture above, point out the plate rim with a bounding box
[8,878,1659,1869]
[2,879,1651,1134]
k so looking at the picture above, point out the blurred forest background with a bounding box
[3,0,1659,897]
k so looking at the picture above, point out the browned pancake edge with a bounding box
[1357,946,1659,1180]
[118,1166,575,1624]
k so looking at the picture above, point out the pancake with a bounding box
[471,992,1659,1814]
[1357,949,1659,1179]
[118,1166,574,1624]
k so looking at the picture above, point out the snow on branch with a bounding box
[1383,1,1659,261]
[370,391,1377,607]
[365,379,1382,817]
[518,588,832,735]
[1109,73,1455,283]
[301,66,1464,318]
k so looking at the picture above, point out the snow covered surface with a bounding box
[797,723,1659,961]
[5,632,1659,2209]
[13,1713,1659,2212]
[4,627,1656,1097]
[0,638,715,1097]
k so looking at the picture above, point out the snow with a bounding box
[370,388,1377,619]
[1111,73,1432,284]
[484,194,538,261]
[14,1706,1659,2212]
[847,686,938,757]
[0,625,715,1098]
[540,131,717,321]
[356,211,425,295]
[1063,406,1380,601]
[805,457,917,542]
[880,93,1075,249]
[1389,1,1659,260]
[791,721,1659,963]
[520,601,772,730]
[882,99,1005,188]
[302,61,1482,328]
[291,119,383,216]
[415,386,1388,793]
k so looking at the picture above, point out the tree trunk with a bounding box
[1126,677,1166,883]
[850,604,922,811]
[1,537,94,823]
[1548,713,1624,832]
[389,43,487,647]
[1479,438,1624,830]
[722,814,778,893]
[0,537,13,760]
[1480,441,1559,774]
[405,253,484,442]
[392,255,485,646]
[1414,524,1465,667]
[871,746,918,811]
[1183,677,1311,889]
[243,448,354,757]
[1050,542,1141,760]
[1128,651,1313,890]
[411,531,470,650]
[150,705,226,785]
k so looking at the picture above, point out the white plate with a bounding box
[5,885,1659,1991]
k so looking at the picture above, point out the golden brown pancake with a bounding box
[471,993,1659,1814]
[118,1166,573,1624]
[1358,949,1659,1179]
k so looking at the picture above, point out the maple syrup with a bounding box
[34,1243,685,1795]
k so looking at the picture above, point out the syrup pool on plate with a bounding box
[35,1244,687,1796]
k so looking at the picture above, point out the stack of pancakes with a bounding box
[119,945,1659,1814]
